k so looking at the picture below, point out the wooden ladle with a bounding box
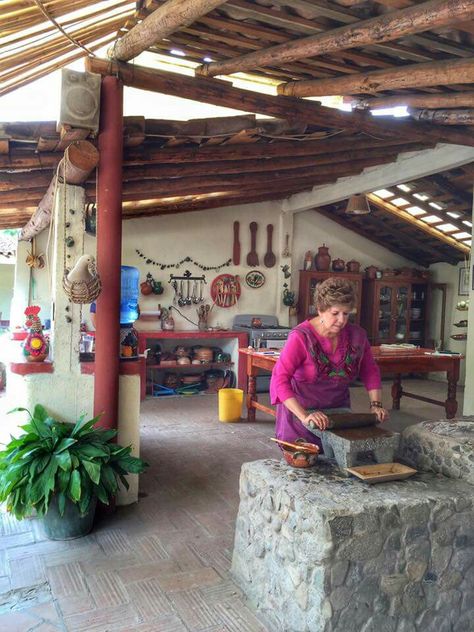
[270,437,319,453]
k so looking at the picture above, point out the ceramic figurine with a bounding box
[304,251,313,271]
[332,258,345,272]
[22,306,49,362]
[346,260,361,273]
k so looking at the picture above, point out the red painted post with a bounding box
[94,76,123,429]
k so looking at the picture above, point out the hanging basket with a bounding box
[63,270,102,304]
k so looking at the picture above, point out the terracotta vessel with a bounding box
[365,265,378,279]
[314,244,331,271]
[332,258,345,272]
[346,260,361,273]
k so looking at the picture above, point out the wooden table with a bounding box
[239,347,464,421]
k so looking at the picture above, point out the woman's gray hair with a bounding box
[315,277,356,313]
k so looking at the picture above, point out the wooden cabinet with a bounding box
[361,277,430,345]
[297,271,363,324]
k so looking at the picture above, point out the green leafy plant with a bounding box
[0,404,148,520]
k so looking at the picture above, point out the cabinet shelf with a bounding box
[146,361,233,370]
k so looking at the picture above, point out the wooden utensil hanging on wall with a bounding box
[264,224,276,268]
[233,221,240,265]
[247,222,259,266]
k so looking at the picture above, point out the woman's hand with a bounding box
[372,406,389,423]
[302,410,329,430]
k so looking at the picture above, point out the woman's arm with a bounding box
[282,397,329,430]
[367,389,389,422]
[358,337,388,422]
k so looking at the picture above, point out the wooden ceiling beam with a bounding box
[409,109,474,125]
[278,57,474,97]
[367,193,470,253]
[109,0,227,62]
[196,0,474,78]
[355,92,474,110]
[86,58,474,147]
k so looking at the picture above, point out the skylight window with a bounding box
[447,212,461,219]
[406,206,426,216]
[421,215,442,224]
[373,189,393,199]
[397,184,412,192]
[463,220,472,227]
[413,193,429,201]
[391,197,409,207]
[170,49,186,56]
[429,202,444,211]
[436,223,457,233]
[453,232,472,240]
[464,239,472,247]
[371,106,409,117]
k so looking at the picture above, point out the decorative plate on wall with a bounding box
[245,270,265,289]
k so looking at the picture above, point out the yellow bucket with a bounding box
[218,388,244,422]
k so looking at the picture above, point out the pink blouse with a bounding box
[270,321,381,405]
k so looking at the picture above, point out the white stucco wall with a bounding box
[0,263,14,321]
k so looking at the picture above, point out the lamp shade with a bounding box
[345,194,370,215]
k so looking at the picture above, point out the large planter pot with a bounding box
[43,495,97,540]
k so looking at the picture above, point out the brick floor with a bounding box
[0,379,464,631]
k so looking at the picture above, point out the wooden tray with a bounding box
[346,463,417,484]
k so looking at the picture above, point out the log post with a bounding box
[19,141,98,241]
[277,57,474,97]
[196,0,474,78]
[93,76,124,432]
[109,0,227,62]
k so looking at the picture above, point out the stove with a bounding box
[233,315,292,392]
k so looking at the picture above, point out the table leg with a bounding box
[445,370,459,419]
[391,373,402,410]
[246,355,257,422]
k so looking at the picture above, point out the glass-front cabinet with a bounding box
[362,277,429,345]
[297,271,363,324]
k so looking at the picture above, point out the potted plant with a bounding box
[0,404,148,540]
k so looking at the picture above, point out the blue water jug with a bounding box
[120,266,139,325]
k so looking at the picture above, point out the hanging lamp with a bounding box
[345,194,371,215]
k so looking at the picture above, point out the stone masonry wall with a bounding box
[231,459,474,632]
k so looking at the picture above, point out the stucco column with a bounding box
[9,240,31,328]
[94,76,123,429]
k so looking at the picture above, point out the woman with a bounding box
[270,277,388,448]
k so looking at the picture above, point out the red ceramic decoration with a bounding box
[22,306,49,362]
[210,274,241,308]
[346,260,361,273]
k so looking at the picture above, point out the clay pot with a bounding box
[365,265,378,279]
[140,281,152,296]
[282,444,319,468]
[332,258,345,272]
[346,260,361,273]
[314,244,331,271]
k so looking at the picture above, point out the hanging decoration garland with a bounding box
[135,249,232,272]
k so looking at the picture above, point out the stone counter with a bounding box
[399,418,474,486]
[231,458,473,632]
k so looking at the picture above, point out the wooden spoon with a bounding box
[232,221,240,265]
[270,437,319,453]
[263,224,276,268]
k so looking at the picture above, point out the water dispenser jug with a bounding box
[120,265,139,325]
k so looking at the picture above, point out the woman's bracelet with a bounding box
[369,401,383,409]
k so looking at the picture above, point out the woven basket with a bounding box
[63,272,102,304]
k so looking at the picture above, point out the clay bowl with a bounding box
[282,442,319,468]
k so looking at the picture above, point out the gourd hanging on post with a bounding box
[63,255,102,304]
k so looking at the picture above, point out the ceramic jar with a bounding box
[314,244,331,271]
[365,265,378,279]
[346,260,361,273]
[332,258,345,272]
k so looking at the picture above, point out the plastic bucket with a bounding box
[218,388,243,422]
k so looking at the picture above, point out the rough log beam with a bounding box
[0,137,426,170]
[196,0,474,78]
[1,145,429,192]
[109,0,227,62]
[429,173,473,205]
[278,57,474,97]
[409,108,474,125]
[18,141,99,241]
[355,92,474,110]
[85,58,474,147]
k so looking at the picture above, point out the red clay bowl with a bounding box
[283,442,319,468]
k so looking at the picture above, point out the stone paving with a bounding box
[0,379,466,631]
